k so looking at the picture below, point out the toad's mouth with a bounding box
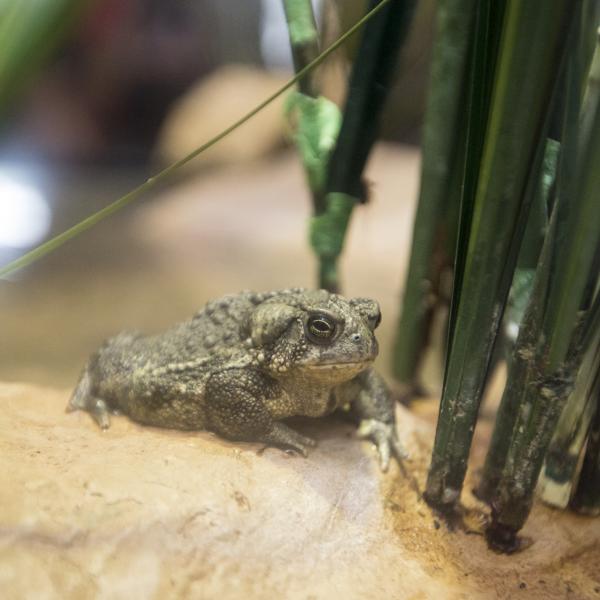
[305,360,373,370]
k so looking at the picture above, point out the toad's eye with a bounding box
[306,314,337,343]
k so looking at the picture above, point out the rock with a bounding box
[0,381,447,599]
[1,382,599,599]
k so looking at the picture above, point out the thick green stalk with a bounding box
[579,26,600,167]
[283,0,342,220]
[325,0,416,201]
[311,0,416,291]
[282,0,320,97]
[475,138,559,503]
[540,342,600,508]
[424,0,575,511]
[391,0,478,386]
[487,71,600,550]
[444,0,506,354]
[477,6,596,505]
[570,394,600,515]
[540,248,600,508]
[502,138,557,337]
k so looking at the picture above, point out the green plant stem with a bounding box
[475,138,559,503]
[309,191,354,291]
[283,0,343,223]
[477,5,595,506]
[500,134,558,358]
[325,0,416,201]
[570,394,600,515]
[540,342,600,508]
[424,0,575,512]
[487,56,600,549]
[391,0,478,387]
[285,92,342,213]
[282,0,320,97]
[311,0,416,292]
[444,0,507,357]
[0,0,392,279]
[579,25,600,162]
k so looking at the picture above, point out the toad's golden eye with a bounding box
[306,314,337,343]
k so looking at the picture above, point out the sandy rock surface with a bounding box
[1,382,599,600]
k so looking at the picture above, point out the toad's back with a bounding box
[73,290,304,429]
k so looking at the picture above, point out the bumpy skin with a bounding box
[69,289,406,471]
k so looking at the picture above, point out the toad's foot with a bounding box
[66,396,111,429]
[357,419,408,472]
[67,369,111,429]
[261,422,317,457]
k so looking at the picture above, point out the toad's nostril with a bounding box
[351,333,361,342]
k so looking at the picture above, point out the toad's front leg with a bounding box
[343,368,408,472]
[205,368,316,456]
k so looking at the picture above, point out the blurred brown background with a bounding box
[0,0,436,388]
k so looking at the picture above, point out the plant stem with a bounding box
[570,394,600,515]
[325,0,416,201]
[391,0,478,387]
[282,0,320,97]
[487,46,600,548]
[477,6,597,506]
[309,0,416,292]
[539,342,600,508]
[444,0,507,357]
[283,0,336,220]
[425,0,575,512]
[476,138,559,503]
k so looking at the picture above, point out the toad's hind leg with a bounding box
[67,369,111,429]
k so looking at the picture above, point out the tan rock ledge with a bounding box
[1,382,599,599]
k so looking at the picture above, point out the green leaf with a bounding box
[285,92,342,196]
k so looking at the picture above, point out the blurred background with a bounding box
[0,0,437,388]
